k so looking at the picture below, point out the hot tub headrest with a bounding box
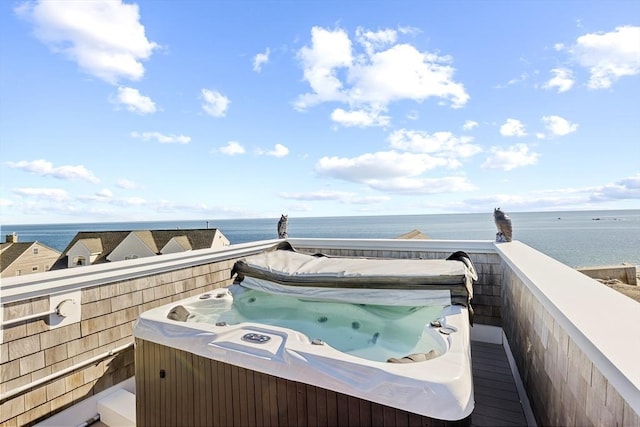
[167,305,191,322]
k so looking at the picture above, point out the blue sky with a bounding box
[1,0,639,225]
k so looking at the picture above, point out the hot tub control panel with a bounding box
[241,333,271,344]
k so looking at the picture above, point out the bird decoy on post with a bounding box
[494,208,513,242]
[277,214,288,239]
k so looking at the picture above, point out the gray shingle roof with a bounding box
[51,229,223,269]
[1,242,35,271]
[77,238,104,254]
[0,241,61,272]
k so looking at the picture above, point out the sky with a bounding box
[1,0,639,225]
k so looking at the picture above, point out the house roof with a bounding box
[77,238,104,254]
[51,229,224,269]
[395,229,430,240]
[131,231,159,253]
[1,242,34,271]
[0,241,61,272]
[163,235,192,251]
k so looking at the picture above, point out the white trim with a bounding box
[0,239,494,305]
[1,240,281,304]
[34,377,135,427]
[1,308,57,328]
[503,331,537,427]
[0,342,133,401]
[288,238,496,253]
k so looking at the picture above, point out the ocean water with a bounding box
[2,209,639,268]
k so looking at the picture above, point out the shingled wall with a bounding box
[0,258,236,426]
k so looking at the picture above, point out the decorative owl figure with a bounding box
[277,214,288,239]
[494,208,512,242]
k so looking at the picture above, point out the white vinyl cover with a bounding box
[231,245,477,307]
[235,249,469,284]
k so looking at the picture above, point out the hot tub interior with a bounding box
[178,285,448,363]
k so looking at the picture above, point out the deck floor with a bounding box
[470,341,529,426]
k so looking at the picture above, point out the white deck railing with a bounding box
[0,239,280,304]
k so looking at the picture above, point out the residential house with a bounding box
[51,228,230,269]
[0,233,61,277]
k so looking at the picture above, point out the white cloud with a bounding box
[112,196,146,207]
[280,190,355,201]
[458,174,640,211]
[330,108,390,127]
[462,120,478,131]
[543,68,574,93]
[366,176,475,194]
[116,179,139,189]
[571,25,640,89]
[130,131,190,144]
[355,27,397,55]
[388,129,482,159]
[500,118,527,137]
[348,44,468,108]
[78,188,114,202]
[15,0,158,84]
[201,89,230,117]
[316,151,452,183]
[0,199,14,208]
[295,27,353,109]
[114,87,157,114]
[13,187,70,201]
[590,174,640,201]
[496,72,529,89]
[542,115,578,136]
[294,26,468,119]
[6,159,100,183]
[280,190,389,204]
[314,126,484,194]
[482,144,539,171]
[218,141,245,156]
[256,144,289,157]
[253,48,270,72]
[95,188,113,198]
[349,195,391,204]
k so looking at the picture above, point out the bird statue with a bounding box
[494,208,512,242]
[277,214,288,239]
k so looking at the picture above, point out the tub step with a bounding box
[97,389,136,427]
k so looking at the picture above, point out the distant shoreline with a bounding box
[2,207,639,228]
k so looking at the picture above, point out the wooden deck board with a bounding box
[470,341,529,427]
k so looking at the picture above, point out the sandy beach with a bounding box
[601,267,640,303]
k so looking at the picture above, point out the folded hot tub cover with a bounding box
[231,242,478,323]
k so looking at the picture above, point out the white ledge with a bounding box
[495,241,640,416]
[0,239,280,304]
[0,238,495,305]
[288,237,496,253]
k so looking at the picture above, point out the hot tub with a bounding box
[133,245,477,426]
